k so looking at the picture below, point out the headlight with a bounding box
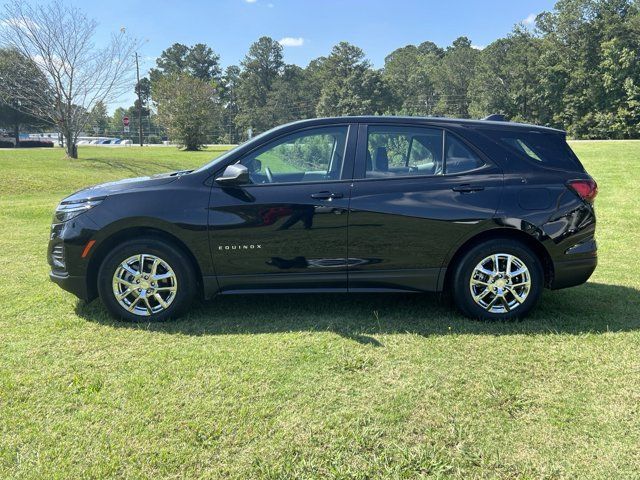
[54,198,103,223]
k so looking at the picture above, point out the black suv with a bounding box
[49,116,597,321]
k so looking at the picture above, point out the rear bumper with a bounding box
[550,256,597,290]
[49,271,90,301]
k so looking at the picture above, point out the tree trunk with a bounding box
[64,132,78,158]
[13,123,20,147]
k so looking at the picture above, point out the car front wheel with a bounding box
[97,238,196,321]
[452,239,544,320]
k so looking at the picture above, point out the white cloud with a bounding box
[245,0,257,3]
[278,37,304,47]
[523,13,536,26]
[472,44,485,50]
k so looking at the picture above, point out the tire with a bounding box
[452,239,544,321]
[97,237,197,322]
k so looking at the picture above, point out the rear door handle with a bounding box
[311,191,343,200]
[452,184,485,193]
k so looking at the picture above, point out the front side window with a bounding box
[366,126,444,178]
[240,126,349,184]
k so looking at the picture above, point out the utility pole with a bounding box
[135,52,143,147]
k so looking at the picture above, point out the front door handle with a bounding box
[452,184,485,193]
[311,191,343,200]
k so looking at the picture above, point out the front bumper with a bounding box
[48,213,99,301]
[49,271,91,300]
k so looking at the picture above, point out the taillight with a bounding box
[567,179,598,203]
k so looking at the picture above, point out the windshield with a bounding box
[193,128,278,173]
[193,144,243,173]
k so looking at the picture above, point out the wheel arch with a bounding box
[442,228,554,291]
[86,226,204,300]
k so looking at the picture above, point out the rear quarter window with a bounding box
[482,130,584,171]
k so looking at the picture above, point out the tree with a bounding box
[266,65,316,125]
[0,48,49,144]
[383,42,443,115]
[150,43,190,81]
[433,37,479,118]
[88,101,109,135]
[135,78,152,114]
[150,43,222,84]
[219,65,242,143]
[235,37,285,134]
[469,27,543,123]
[315,42,391,116]
[186,43,222,83]
[535,0,640,137]
[0,0,139,157]
[154,74,217,150]
[150,43,224,143]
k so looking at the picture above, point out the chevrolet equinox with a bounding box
[49,116,598,321]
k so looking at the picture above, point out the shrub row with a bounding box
[0,140,54,148]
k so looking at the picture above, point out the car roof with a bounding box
[279,115,565,135]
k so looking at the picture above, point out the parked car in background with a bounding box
[48,116,598,321]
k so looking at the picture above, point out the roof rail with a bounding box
[483,114,507,122]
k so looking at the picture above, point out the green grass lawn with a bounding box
[0,143,639,479]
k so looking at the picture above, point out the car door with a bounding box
[347,123,503,292]
[208,124,356,293]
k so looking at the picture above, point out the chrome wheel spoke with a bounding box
[121,263,139,277]
[510,267,527,278]
[154,293,169,309]
[153,272,173,281]
[151,258,160,276]
[509,287,526,304]
[477,266,494,277]
[117,278,137,289]
[143,296,153,314]
[127,296,141,312]
[486,295,500,309]
[473,288,491,302]
[117,288,132,300]
[500,296,511,312]
[155,286,176,292]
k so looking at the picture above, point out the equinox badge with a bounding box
[219,244,262,251]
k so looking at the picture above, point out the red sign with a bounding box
[122,116,130,126]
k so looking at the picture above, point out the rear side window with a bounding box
[483,130,583,171]
[366,126,443,178]
[445,133,485,174]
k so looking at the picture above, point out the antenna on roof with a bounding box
[483,114,507,122]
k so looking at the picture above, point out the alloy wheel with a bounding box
[112,254,178,316]
[469,253,531,314]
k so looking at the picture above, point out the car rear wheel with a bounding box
[452,239,543,320]
[97,238,196,322]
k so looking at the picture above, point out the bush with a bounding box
[17,140,54,148]
[147,135,161,144]
[0,140,15,148]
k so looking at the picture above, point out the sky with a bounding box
[77,0,558,110]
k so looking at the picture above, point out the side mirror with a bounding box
[216,164,250,186]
